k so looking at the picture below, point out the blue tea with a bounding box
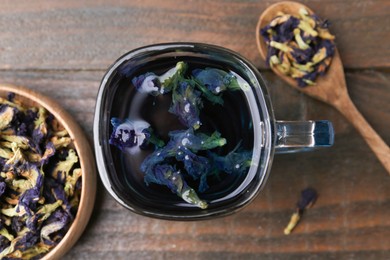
[106,56,258,212]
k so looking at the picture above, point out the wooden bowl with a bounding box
[0,83,96,259]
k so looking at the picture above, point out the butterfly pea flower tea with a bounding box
[109,61,253,209]
[94,43,334,220]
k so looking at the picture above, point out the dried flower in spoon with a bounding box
[260,8,335,87]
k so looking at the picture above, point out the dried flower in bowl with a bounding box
[0,85,96,259]
[260,7,335,87]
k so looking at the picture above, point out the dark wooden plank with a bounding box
[0,0,389,70]
[0,69,389,259]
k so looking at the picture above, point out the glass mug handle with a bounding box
[274,121,334,153]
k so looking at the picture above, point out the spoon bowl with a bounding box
[256,1,390,174]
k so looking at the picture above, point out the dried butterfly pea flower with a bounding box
[51,149,78,182]
[64,168,82,198]
[40,217,69,245]
[32,107,48,146]
[0,93,82,258]
[284,187,318,235]
[260,7,335,87]
[0,106,15,131]
[0,97,26,112]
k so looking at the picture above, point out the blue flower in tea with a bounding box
[109,118,163,154]
[208,145,252,176]
[192,68,240,94]
[132,72,160,95]
[141,129,226,172]
[144,164,208,209]
[176,148,211,192]
[169,81,203,129]
[131,61,187,95]
[140,128,228,203]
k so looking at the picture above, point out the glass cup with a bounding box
[93,43,334,220]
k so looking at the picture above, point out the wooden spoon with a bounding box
[256,1,390,174]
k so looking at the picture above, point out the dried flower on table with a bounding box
[284,187,318,235]
[0,93,81,259]
[260,7,335,87]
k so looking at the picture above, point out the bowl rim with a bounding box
[0,83,97,259]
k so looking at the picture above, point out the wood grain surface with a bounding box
[0,0,389,70]
[0,0,389,259]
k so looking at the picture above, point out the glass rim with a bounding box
[93,42,276,220]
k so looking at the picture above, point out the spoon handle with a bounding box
[335,96,390,174]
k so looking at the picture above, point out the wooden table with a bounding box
[1,0,389,258]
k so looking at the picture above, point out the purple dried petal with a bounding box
[40,142,56,165]
[7,92,15,102]
[0,236,10,252]
[297,188,318,210]
[265,46,278,67]
[260,24,273,43]
[319,39,335,57]
[17,187,41,216]
[273,16,300,43]
[40,209,70,245]
[52,186,73,220]
[0,182,6,197]
[15,230,39,250]
[11,216,24,233]
[291,47,313,64]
